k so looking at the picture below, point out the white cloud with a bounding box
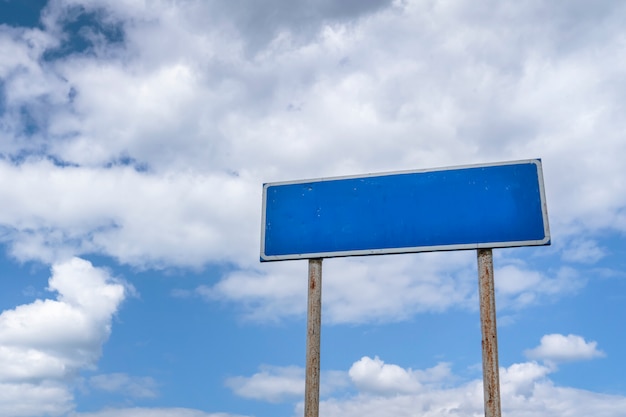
[198,261,309,322]
[223,336,618,416]
[494,264,585,309]
[524,334,606,364]
[322,253,477,323]
[1,0,626,274]
[208,252,586,324]
[561,239,607,264]
[0,257,127,416]
[225,365,349,403]
[207,251,477,323]
[349,356,453,395]
[0,381,73,417]
[324,362,626,417]
[0,257,126,382]
[0,160,260,268]
[88,373,158,399]
[225,365,304,403]
[499,361,552,398]
[305,353,626,417]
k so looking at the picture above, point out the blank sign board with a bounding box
[261,159,550,261]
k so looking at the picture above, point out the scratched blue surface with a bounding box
[261,161,549,261]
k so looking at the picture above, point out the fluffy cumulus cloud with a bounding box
[225,365,350,403]
[317,358,626,417]
[1,0,626,274]
[0,382,73,417]
[0,257,126,416]
[227,335,625,417]
[225,365,305,403]
[525,334,606,364]
[494,263,585,309]
[348,356,452,395]
[206,251,478,323]
[206,250,589,324]
[0,160,259,267]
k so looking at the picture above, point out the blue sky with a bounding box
[1,0,626,416]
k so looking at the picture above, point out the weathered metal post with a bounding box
[304,258,323,417]
[477,248,502,417]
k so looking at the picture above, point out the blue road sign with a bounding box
[261,159,550,261]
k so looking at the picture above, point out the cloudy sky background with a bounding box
[1,0,626,416]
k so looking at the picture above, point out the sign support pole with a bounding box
[477,248,502,417]
[304,258,323,417]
